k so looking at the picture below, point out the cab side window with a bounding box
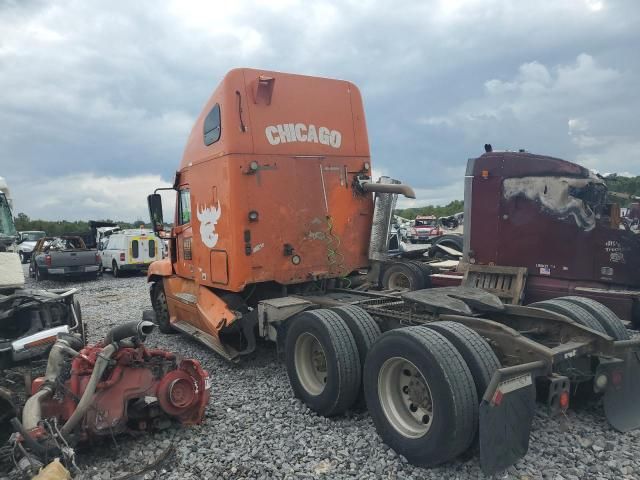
[178,189,191,225]
[203,103,221,146]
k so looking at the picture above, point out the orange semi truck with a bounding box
[146,69,640,474]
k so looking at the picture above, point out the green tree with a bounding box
[14,212,30,230]
[395,200,464,220]
[11,217,150,235]
[605,175,640,206]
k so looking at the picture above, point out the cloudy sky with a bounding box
[1,0,639,221]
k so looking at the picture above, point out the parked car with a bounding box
[408,215,442,243]
[99,229,161,277]
[29,236,100,280]
[9,230,46,263]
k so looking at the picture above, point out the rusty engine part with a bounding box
[9,320,209,474]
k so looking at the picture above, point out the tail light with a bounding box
[559,391,570,410]
[45,254,51,267]
[95,252,100,263]
[120,253,125,262]
[612,370,623,386]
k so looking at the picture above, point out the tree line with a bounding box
[13,213,149,236]
[395,200,463,220]
[604,175,640,206]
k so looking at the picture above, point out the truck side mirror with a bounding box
[147,194,164,233]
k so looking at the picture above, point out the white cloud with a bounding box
[11,174,175,221]
[417,53,638,176]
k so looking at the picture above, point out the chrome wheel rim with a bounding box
[378,357,433,438]
[294,332,327,395]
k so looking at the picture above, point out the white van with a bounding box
[99,229,161,277]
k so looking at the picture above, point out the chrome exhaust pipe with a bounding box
[361,182,416,199]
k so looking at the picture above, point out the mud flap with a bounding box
[604,351,640,432]
[479,368,538,475]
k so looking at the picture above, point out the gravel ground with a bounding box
[12,266,640,479]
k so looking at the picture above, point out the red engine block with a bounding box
[31,343,209,440]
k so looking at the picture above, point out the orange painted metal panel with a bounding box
[169,69,373,293]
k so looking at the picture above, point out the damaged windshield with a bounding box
[0,194,16,237]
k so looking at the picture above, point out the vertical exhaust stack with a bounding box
[367,177,402,284]
[368,177,400,262]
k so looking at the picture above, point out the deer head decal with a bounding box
[196,202,222,248]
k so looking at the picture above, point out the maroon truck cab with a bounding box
[463,151,640,326]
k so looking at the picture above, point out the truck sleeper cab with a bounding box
[147,68,384,359]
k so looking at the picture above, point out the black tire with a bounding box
[381,261,426,291]
[406,260,433,288]
[428,235,463,258]
[330,305,382,408]
[285,309,361,417]
[364,326,477,466]
[558,296,630,340]
[35,267,47,281]
[424,321,500,401]
[112,261,120,278]
[528,299,607,334]
[151,282,174,334]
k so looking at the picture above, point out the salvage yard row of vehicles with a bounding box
[141,68,640,475]
[25,229,163,281]
[0,176,164,282]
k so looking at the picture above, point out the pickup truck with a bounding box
[29,236,101,280]
[9,230,46,263]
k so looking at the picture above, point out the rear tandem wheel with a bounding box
[424,321,500,402]
[330,305,382,408]
[528,299,608,335]
[285,309,361,417]
[363,326,478,466]
[558,296,629,340]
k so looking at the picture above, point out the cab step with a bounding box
[172,320,236,362]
